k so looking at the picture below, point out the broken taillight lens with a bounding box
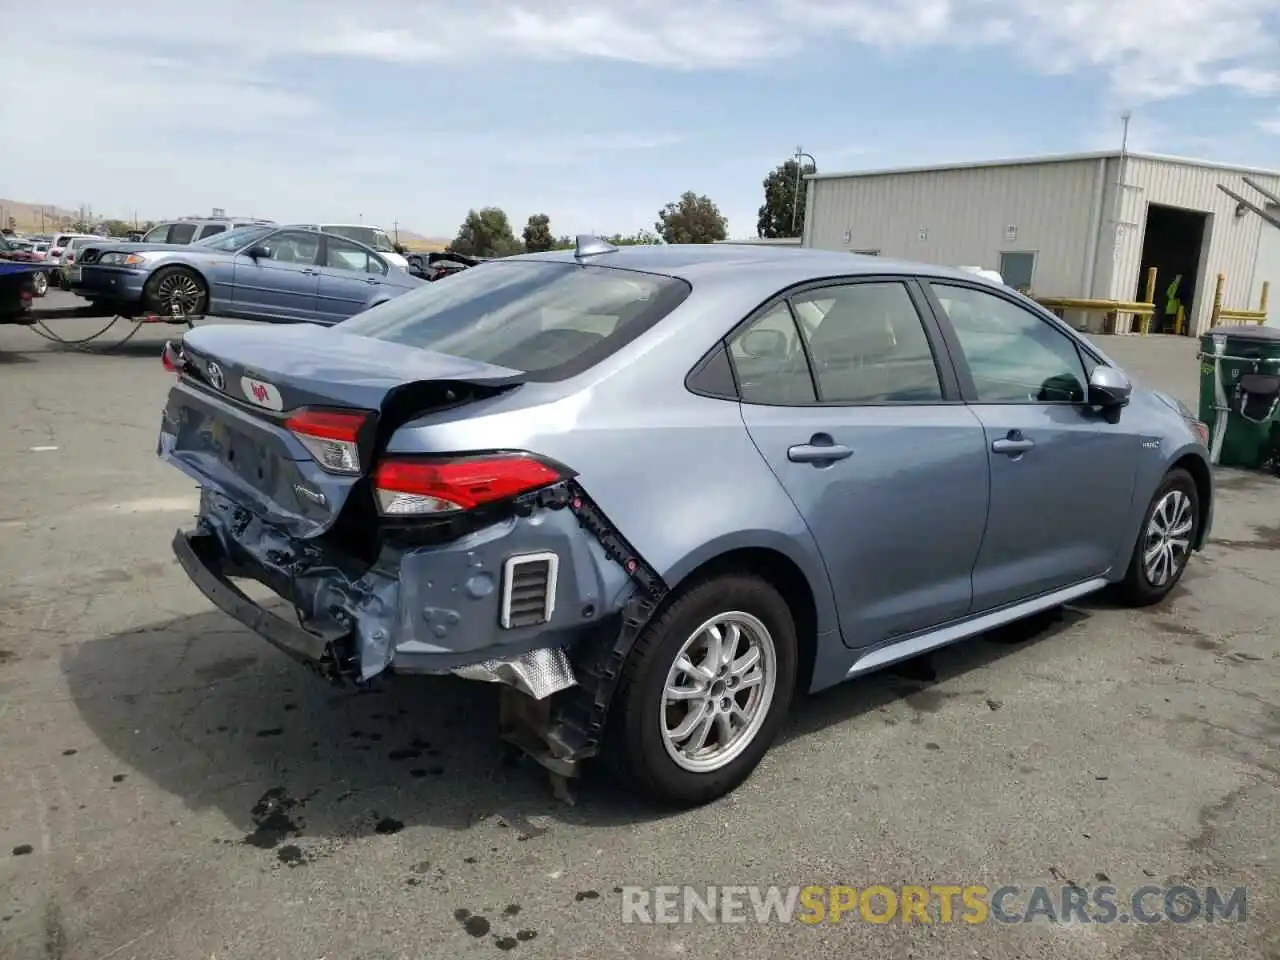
[285,408,371,475]
[373,454,568,516]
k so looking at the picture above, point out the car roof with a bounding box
[508,243,993,289]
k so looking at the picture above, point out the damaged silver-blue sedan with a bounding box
[159,237,1213,807]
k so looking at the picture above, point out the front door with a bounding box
[230,229,321,321]
[924,281,1142,610]
[315,236,387,323]
[732,281,990,649]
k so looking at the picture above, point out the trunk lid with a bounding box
[159,323,524,540]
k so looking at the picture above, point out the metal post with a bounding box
[1211,273,1225,329]
[1259,282,1270,324]
[790,147,817,237]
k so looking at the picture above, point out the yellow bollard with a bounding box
[1142,266,1158,335]
[1210,273,1225,328]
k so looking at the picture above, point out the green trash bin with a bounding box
[1197,324,1280,468]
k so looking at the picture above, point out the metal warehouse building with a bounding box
[802,151,1280,336]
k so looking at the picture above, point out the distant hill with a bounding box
[0,199,83,233]
[396,230,451,253]
[1,197,454,250]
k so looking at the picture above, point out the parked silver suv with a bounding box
[139,217,277,246]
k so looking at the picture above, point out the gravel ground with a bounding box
[0,297,1277,959]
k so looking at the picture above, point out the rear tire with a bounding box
[1115,467,1200,606]
[606,573,798,807]
[145,266,207,318]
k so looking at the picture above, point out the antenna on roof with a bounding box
[574,234,618,259]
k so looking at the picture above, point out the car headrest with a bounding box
[808,299,898,362]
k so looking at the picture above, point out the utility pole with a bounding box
[393,219,399,243]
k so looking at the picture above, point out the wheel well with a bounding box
[1172,453,1212,548]
[674,547,819,695]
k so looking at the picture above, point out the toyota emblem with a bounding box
[206,361,225,391]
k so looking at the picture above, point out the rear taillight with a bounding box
[285,408,372,475]
[161,340,185,372]
[373,454,568,516]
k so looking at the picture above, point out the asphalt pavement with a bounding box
[0,294,1277,959]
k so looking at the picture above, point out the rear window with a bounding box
[338,260,691,380]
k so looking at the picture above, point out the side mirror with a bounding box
[739,328,788,360]
[1088,365,1132,408]
[246,245,269,260]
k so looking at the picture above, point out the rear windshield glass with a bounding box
[338,260,691,379]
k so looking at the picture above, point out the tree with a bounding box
[522,213,554,253]
[606,230,662,246]
[449,207,523,257]
[654,192,727,244]
[757,158,815,239]
[99,219,134,237]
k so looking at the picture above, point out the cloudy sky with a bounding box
[3,0,1278,240]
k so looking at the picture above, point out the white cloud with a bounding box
[2,0,1277,237]
[1260,114,1280,135]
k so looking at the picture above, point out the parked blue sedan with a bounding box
[72,224,424,324]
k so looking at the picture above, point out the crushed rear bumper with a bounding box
[173,529,346,672]
[170,486,640,689]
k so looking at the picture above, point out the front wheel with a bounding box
[1116,467,1200,606]
[607,573,798,807]
[145,266,207,318]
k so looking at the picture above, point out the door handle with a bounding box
[787,436,854,464]
[300,268,317,276]
[991,430,1035,455]
[364,277,380,285]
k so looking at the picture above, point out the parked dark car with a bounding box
[0,235,51,296]
[406,251,488,281]
[0,262,37,323]
[72,224,424,323]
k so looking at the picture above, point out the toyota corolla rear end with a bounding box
[157,257,690,702]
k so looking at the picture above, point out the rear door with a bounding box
[733,278,991,649]
[230,229,321,321]
[922,280,1142,610]
[314,236,386,323]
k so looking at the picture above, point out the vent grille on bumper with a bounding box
[500,552,559,629]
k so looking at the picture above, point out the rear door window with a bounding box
[339,260,691,379]
[791,282,943,403]
[197,224,227,240]
[324,236,376,273]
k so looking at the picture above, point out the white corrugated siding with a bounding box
[1106,158,1280,335]
[804,160,1101,296]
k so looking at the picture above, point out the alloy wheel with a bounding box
[1143,489,1194,587]
[660,611,777,774]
